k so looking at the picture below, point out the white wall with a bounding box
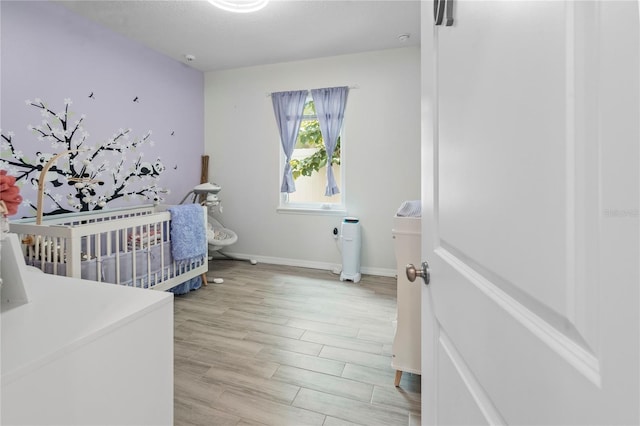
[204,47,420,275]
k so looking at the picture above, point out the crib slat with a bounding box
[115,230,121,285]
[146,223,151,289]
[132,225,137,288]
[167,219,176,283]
[36,237,45,272]
[45,236,51,264]
[160,222,165,287]
[106,231,112,257]
[84,235,94,259]
[96,232,102,283]
[26,239,34,267]
[151,222,157,289]
[52,236,58,275]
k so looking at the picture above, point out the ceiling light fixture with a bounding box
[207,0,269,13]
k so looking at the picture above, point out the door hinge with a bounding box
[434,0,454,26]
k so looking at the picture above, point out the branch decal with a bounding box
[0,98,168,217]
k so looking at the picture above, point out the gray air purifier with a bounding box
[340,217,361,283]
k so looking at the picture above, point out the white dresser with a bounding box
[391,215,422,386]
[1,234,174,426]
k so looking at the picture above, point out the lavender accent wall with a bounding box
[0,1,204,219]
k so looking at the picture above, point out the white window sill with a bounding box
[277,206,347,216]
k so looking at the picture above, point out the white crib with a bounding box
[9,204,208,292]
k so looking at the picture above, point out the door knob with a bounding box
[406,261,430,285]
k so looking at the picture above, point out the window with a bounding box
[279,95,344,212]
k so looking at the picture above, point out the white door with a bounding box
[420,1,639,425]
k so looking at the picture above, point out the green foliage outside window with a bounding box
[289,100,341,180]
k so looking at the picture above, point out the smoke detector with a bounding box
[398,33,411,42]
[184,54,196,62]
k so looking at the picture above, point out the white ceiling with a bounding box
[55,0,421,72]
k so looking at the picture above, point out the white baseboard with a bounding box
[216,252,396,278]
[361,266,397,278]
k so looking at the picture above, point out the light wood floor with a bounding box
[174,260,421,426]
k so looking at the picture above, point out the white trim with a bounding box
[435,246,602,387]
[277,206,347,216]
[391,228,421,236]
[439,331,507,426]
[564,0,577,324]
[219,251,396,277]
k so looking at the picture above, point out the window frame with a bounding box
[277,95,346,215]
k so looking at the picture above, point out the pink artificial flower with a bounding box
[0,170,23,216]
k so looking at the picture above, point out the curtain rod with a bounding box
[266,85,359,97]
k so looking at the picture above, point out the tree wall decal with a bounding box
[0,98,168,217]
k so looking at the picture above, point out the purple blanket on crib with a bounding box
[168,204,207,263]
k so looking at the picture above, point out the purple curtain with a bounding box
[311,86,349,196]
[271,90,308,193]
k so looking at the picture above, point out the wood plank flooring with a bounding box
[174,260,421,426]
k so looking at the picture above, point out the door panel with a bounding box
[421,1,639,425]
[438,1,569,319]
[438,0,581,335]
